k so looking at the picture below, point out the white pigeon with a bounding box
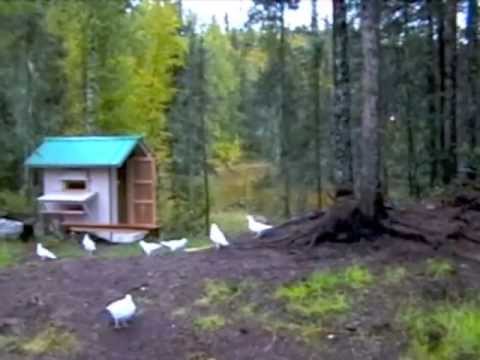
[36,243,57,261]
[209,223,229,249]
[82,234,96,254]
[139,240,162,256]
[160,238,188,252]
[106,294,136,328]
[246,214,273,235]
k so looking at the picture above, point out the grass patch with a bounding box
[193,314,226,331]
[98,243,141,258]
[39,237,142,259]
[210,211,247,236]
[403,302,480,360]
[20,325,79,355]
[0,240,25,268]
[385,266,408,284]
[426,259,455,278]
[275,265,373,319]
[187,235,211,249]
[195,279,244,307]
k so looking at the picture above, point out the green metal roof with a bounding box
[25,136,143,168]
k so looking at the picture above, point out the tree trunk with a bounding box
[436,1,447,184]
[84,18,97,134]
[444,0,458,183]
[466,0,478,177]
[332,0,353,197]
[402,1,419,197]
[359,0,381,219]
[426,0,438,187]
[311,0,323,208]
[279,1,291,217]
[198,38,210,235]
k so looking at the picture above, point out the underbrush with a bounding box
[403,302,480,360]
[0,190,33,214]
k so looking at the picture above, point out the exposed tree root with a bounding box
[249,190,480,252]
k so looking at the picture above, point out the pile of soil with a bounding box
[1,191,480,360]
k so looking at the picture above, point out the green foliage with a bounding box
[0,190,33,214]
[403,303,480,360]
[275,265,373,318]
[20,325,79,355]
[193,314,226,331]
[426,259,456,278]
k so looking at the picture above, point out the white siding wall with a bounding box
[42,168,115,224]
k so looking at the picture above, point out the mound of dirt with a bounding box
[244,191,480,258]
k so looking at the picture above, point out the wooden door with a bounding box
[126,156,156,225]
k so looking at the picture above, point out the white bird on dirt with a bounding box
[246,214,273,235]
[160,238,188,252]
[139,240,162,256]
[82,234,96,255]
[105,294,136,329]
[209,223,229,249]
[36,243,57,261]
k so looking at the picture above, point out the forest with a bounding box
[2,1,480,360]
[0,0,476,235]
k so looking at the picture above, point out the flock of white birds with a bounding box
[34,214,274,329]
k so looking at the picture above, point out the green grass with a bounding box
[20,325,79,355]
[187,235,211,249]
[402,303,480,360]
[210,211,247,236]
[195,279,244,307]
[0,240,25,268]
[275,265,373,319]
[426,259,455,278]
[193,314,226,331]
[98,243,142,258]
[385,266,408,284]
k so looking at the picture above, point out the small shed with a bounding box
[25,136,158,241]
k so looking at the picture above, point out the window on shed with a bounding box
[63,180,87,190]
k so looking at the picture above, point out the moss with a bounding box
[193,314,226,331]
[20,326,79,355]
[426,259,455,278]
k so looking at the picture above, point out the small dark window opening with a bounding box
[64,180,86,190]
[63,204,84,212]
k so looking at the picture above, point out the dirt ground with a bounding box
[2,196,480,360]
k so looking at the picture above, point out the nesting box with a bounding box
[25,136,158,241]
